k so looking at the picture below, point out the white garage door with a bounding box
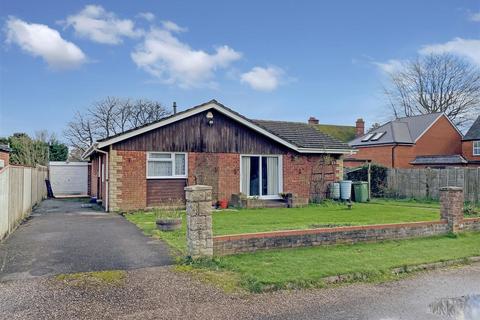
[49,161,89,196]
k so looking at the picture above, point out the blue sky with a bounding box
[1,0,479,140]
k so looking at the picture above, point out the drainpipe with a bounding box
[391,144,398,168]
[94,148,109,212]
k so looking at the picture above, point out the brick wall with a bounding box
[0,151,9,167]
[462,140,480,164]
[188,152,240,203]
[110,150,147,211]
[213,221,450,255]
[283,153,339,204]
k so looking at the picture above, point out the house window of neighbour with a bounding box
[474,141,480,156]
[147,152,187,178]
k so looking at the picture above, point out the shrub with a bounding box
[346,164,388,197]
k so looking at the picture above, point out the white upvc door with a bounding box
[240,155,283,199]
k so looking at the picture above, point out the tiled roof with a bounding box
[251,120,351,150]
[410,155,467,165]
[349,113,444,147]
[464,115,480,140]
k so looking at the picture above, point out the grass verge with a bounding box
[190,232,480,292]
[55,270,126,287]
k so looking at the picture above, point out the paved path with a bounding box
[0,199,172,281]
[1,262,479,319]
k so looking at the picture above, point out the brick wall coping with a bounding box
[439,186,463,192]
[464,217,480,223]
[214,220,447,241]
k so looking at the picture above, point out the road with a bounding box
[1,262,479,319]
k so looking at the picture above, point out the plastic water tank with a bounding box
[340,180,353,200]
[330,182,340,200]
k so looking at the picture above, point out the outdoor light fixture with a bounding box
[206,111,214,126]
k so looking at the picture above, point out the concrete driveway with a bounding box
[0,199,172,281]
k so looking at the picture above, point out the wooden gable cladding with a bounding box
[113,109,288,154]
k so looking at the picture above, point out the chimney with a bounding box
[308,117,319,125]
[173,101,177,114]
[355,118,365,137]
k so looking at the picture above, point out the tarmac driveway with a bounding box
[0,199,172,281]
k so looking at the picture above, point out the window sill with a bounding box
[147,176,188,179]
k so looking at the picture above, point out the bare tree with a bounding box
[64,97,171,153]
[384,54,480,128]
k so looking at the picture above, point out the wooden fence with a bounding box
[0,165,48,240]
[387,168,480,203]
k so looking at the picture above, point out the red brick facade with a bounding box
[0,151,9,168]
[349,116,462,168]
[96,149,342,211]
[462,140,480,166]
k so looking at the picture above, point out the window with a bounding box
[147,152,187,178]
[474,141,480,156]
[370,131,386,141]
[361,133,374,142]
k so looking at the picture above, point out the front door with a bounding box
[240,155,282,199]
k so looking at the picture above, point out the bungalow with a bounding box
[347,113,464,168]
[82,100,354,211]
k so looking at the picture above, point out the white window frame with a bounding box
[240,154,283,200]
[146,152,188,179]
[473,141,480,156]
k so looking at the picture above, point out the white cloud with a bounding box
[137,12,155,22]
[5,17,86,70]
[469,11,480,22]
[161,20,187,33]
[419,38,480,66]
[64,5,143,45]
[131,24,241,88]
[240,66,285,91]
[373,59,404,73]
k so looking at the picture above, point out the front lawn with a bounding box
[202,232,480,292]
[126,200,439,254]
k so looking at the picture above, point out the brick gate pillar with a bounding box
[185,185,213,259]
[440,186,464,233]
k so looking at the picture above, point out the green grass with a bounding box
[125,201,440,253]
[55,270,126,287]
[203,232,480,292]
[126,201,441,254]
[213,202,439,235]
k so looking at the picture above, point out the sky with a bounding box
[0,0,479,140]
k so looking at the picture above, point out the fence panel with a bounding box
[0,166,48,240]
[387,167,480,204]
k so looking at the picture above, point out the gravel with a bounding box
[1,263,480,319]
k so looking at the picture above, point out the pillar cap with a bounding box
[439,186,463,191]
[184,185,213,191]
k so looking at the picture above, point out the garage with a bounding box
[49,161,90,196]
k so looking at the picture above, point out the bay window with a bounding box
[147,152,187,178]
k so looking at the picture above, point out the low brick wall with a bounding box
[464,217,480,232]
[213,221,451,256]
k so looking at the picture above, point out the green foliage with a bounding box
[8,133,48,166]
[346,164,388,197]
[49,142,68,161]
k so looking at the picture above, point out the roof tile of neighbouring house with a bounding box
[464,115,480,140]
[410,155,467,165]
[312,124,356,142]
[251,120,351,149]
[349,113,444,147]
[0,144,10,152]
[97,100,352,151]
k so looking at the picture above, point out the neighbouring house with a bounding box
[0,145,10,169]
[462,115,480,167]
[347,113,464,168]
[82,100,354,212]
